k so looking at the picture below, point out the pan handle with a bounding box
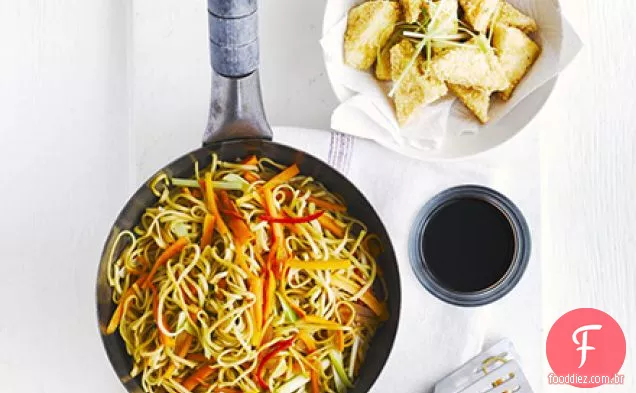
[203,0,273,144]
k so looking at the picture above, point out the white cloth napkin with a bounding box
[320,0,582,153]
[274,126,542,392]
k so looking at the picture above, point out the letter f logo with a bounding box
[572,324,603,368]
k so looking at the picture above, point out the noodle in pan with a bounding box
[105,154,388,393]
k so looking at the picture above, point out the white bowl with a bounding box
[322,0,563,160]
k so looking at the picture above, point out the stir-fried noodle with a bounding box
[105,155,388,393]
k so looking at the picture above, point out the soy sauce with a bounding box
[422,197,516,293]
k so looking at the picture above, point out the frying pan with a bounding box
[96,1,401,391]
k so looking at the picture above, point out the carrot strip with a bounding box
[216,389,243,393]
[335,330,345,352]
[186,353,208,362]
[280,189,346,213]
[204,171,229,236]
[182,363,215,391]
[262,187,284,247]
[228,218,252,245]
[199,213,216,250]
[260,324,275,347]
[249,276,263,346]
[263,270,276,323]
[279,275,306,318]
[219,191,253,246]
[284,223,302,236]
[263,163,300,189]
[331,276,388,321]
[318,215,345,238]
[163,333,193,378]
[142,237,189,288]
[243,171,260,183]
[105,275,146,334]
[310,362,321,393]
[151,283,175,349]
[241,155,258,166]
[308,196,347,213]
[286,259,351,270]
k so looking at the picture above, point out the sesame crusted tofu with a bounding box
[390,40,448,125]
[492,24,541,100]
[344,1,402,70]
[448,84,491,123]
[458,0,499,33]
[400,0,425,23]
[431,38,510,91]
[497,1,537,34]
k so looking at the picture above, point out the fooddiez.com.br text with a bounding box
[547,373,625,385]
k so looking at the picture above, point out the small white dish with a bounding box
[322,0,579,160]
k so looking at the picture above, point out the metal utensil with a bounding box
[434,340,534,393]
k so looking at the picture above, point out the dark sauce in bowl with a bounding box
[409,185,530,307]
[422,198,515,293]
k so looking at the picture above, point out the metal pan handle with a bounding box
[203,0,273,144]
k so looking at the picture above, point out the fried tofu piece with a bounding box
[492,24,541,100]
[390,40,448,125]
[375,44,393,80]
[448,84,491,123]
[459,0,499,33]
[344,1,401,70]
[431,38,509,91]
[497,1,537,34]
[401,0,425,23]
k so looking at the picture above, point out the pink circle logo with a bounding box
[546,308,626,388]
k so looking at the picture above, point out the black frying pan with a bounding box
[96,1,401,391]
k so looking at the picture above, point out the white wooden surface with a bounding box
[0,1,634,393]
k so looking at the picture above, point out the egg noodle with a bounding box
[105,154,388,393]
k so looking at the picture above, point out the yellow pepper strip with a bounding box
[299,315,345,331]
[331,276,389,321]
[286,259,351,270]
[298,331,317,353]
[199,213,216,250]
[262,187,284,249]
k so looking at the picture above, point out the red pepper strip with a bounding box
[260,210,324,224]
[256,336,296,390]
